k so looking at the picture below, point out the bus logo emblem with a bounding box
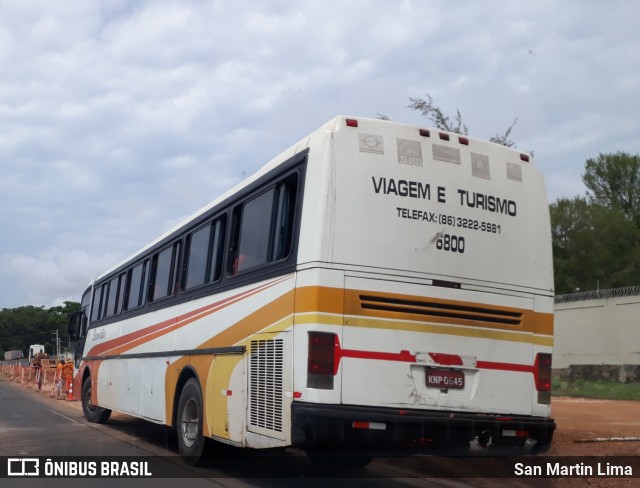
[359,134,384,154]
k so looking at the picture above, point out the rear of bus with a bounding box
[291,116,555,454]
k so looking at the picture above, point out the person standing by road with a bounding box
[62,359,74,400]
[33,352,44,390]
[56,358,65,399]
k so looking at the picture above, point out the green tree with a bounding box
[550,197,640,294]
[0,302,80,358]
[582,151,640,225]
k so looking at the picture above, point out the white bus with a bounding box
[68,116,555,465]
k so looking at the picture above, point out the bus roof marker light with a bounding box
[439,132,450,141]
[345,118,359,127]
[419,129,431,137]
[520,153,530,162]
[458,136,469,145]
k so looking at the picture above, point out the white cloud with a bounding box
[0,0,639,306]
[0,249,123,307]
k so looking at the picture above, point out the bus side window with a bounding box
[90,285,104,322]
[184,224,212,290]
[228,206,242,275]
[210,217,226,282]
[271,174,298,261]
[126,260,147,310]
[104,275,120,318]
[241,188,275,272]
[150,244,180,301]
[114,273,126,315]
[228,173,298,276]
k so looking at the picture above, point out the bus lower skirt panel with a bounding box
[291,402,555,454]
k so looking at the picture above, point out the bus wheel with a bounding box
[81,377,111,424]
[177,378,205,465]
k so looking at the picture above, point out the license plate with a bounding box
[425,368,465,389]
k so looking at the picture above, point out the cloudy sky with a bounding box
[0,0,638,308]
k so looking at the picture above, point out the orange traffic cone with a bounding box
[66,376,75,401]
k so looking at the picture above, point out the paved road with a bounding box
[4,374,638,487]
[0,375,225,487]
[1,376,484,487]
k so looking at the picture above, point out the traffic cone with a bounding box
[66,376,75,401]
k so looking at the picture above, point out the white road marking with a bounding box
[48,409,85,426]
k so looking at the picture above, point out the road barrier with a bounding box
[1,360,76,402]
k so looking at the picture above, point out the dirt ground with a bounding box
[550,396,640,456]
[536,397,639,488]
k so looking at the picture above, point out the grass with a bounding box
[552,377,640,401]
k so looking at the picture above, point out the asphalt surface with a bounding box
[4,372,637,487]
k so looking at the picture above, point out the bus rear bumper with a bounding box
[291,402,556,454]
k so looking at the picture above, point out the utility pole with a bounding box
[51,330,60,359]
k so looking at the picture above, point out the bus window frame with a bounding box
[83,151,307,331]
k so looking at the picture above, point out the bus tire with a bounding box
[81,377,111,424]
[177,378,205,465]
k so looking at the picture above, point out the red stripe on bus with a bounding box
[86,276,290,358]
[333,338,534,376]
[339,348,416,366]
[476,361,534,374]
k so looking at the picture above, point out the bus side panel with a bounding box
[206,353,246,442]
[160,275,296,444]
[118,357,141,415]
[95,359,117,410]
[140,357,173,422]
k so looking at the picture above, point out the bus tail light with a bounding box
[307,332,337,389]
[534,353,552,392]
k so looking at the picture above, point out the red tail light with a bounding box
[534,353,552,392]
[307,331,337,389]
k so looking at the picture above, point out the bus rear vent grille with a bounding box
[359,295,522,326]
[249,339,284,433]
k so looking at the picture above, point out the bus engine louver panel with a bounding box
[359,295,522,326]
[249,339,284,433]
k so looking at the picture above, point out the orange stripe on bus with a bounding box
[294,286,344,315]
[342,288,553,336]
[293,285,552,336]
[86,275,290,358]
